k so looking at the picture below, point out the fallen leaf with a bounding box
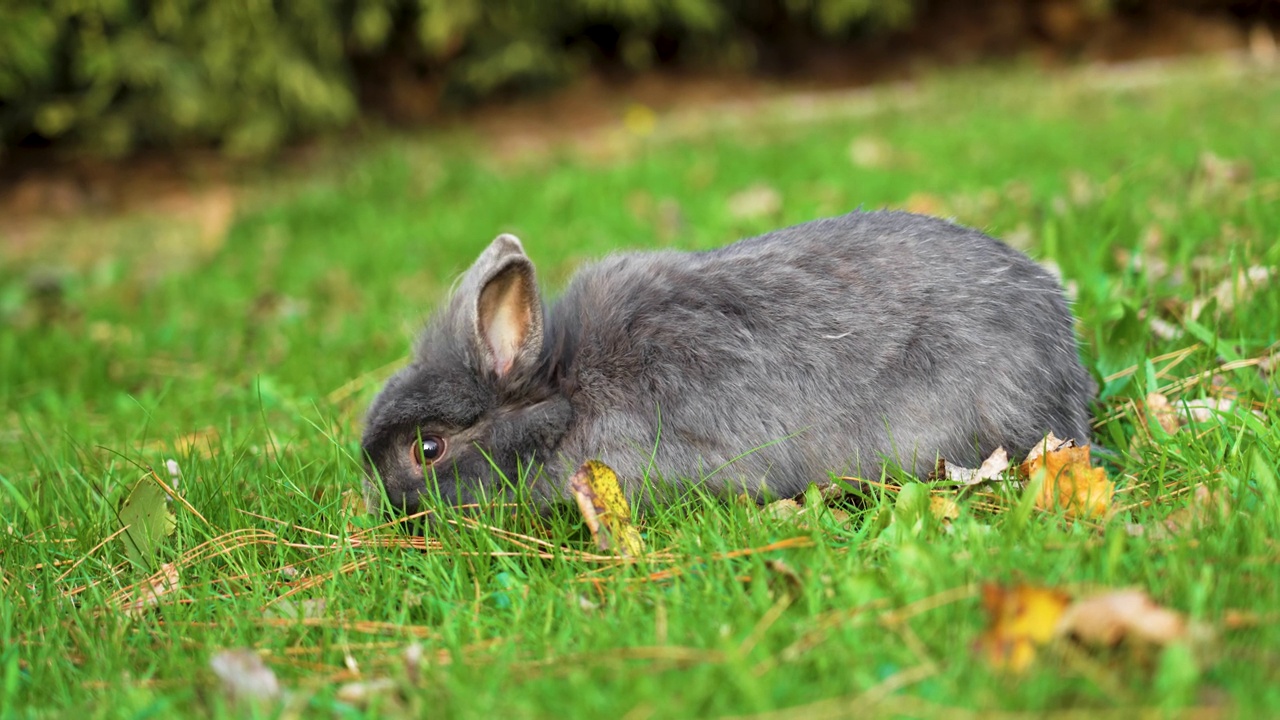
[764,559,804,602]
[1176,483,1232,528]
[1129,483,1233,540]
[263,598,327,621]
[980,584,1198,672]
[568,460,645,557]
[762,498,802,521]
[939,446,1010,486]
[978,584,1072,672]
[118,476,177,565]
[1056,589,1187,647]
[336,678,398,705]
[1178,397,1235,424]
[1144,392,1181,435]
[403,642,424,680]
[1187,266,1273,321]
[1260,349,1279,377]
[760,487,851,529]
[929,495,960,524]
[726,184,782,220]
[801,482,852,523]
[209,648,281,703]
[1148,316,1184,341]
[1019,432,1076,472]
[117,562,180,617]
[1021,435,1113,519]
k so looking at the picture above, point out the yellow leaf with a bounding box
[978,583,1072,672]
[929,495,959,523]
[568,460,645,557]
[762,498,802,521]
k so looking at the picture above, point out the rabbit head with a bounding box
[361,234,573,516]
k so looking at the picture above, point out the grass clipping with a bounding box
[568,460,645,558]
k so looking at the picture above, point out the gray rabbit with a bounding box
[361,210,1095,516]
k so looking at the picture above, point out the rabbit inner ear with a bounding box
[477,265,538,377]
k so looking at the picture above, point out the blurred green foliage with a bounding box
[0,0,914,156]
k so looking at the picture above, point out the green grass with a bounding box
[3,56,1280,718]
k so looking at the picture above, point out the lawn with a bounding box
[3,55,1279,718]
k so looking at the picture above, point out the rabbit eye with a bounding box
[417,436,446,464]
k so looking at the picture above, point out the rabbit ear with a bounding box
[468,234,544,378]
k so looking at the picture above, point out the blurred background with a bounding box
[2,0,1276,204]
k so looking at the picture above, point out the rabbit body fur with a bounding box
[362,210,1095,514]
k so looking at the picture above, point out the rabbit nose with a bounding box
[394,494,421,517]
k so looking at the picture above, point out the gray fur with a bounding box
[361,210,1096,515]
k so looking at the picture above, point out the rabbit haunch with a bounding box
[361,210,1095,515]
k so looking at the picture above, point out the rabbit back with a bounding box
[541,210,1094,500]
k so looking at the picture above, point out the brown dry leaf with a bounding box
[761,485,851,528]
[939,446,1010,486]
[1148,316,1184,341]
[263,598,327,621]
[1178,483,1233,528]
[1144,392,1181,435]
[764,559,804,602]
[1021,435,1114,519]
[568,460,645,557]
[209,648,282,703]
[1129,483,1233,540]
[978,583,1072,672]
[1178,397,1235,424]
[1187,266,1273,321]
[118,562,180,617]
[1056,589,1187,647]
[1261,349,1279,377]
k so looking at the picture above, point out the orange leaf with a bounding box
[1021,435,1114,519]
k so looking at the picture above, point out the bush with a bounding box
[0,0,916,156]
